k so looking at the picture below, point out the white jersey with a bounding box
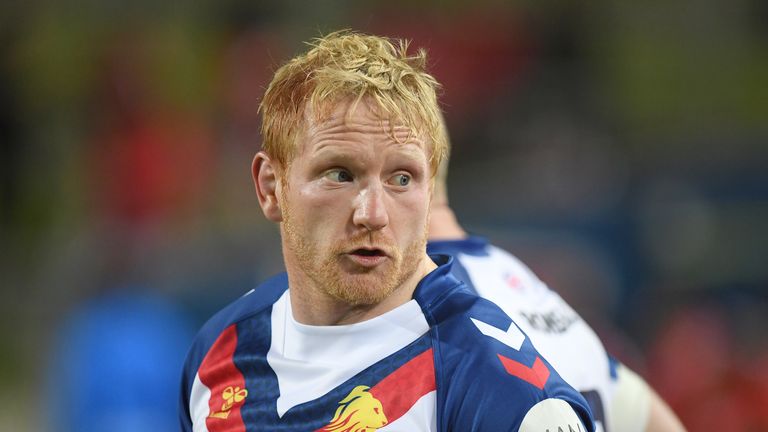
[429,236,632,432]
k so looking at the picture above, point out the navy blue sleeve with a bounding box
[429,292,595,431]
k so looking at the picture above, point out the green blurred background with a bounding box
[1,0,767,430]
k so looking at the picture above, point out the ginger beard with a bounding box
[279,184,430,306]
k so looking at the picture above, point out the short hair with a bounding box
[259,30,447,176]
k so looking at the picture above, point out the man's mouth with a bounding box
[352,248,386,257]
[345,247,389,267]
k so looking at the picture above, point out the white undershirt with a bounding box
[267,290,430,417]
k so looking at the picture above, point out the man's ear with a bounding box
[252,152,283,222]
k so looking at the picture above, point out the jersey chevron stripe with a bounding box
[498,354,551,390]
[369,348,436,424]
[198,325,247,432]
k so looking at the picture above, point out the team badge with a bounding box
[318,385,388,432]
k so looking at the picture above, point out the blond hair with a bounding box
[259,30,447,175]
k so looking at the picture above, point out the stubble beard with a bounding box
[281,197,428,307]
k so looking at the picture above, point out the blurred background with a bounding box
[1,0,767,430]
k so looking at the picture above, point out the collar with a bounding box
[427,235,490,256]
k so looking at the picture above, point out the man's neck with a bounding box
[428,203,468,241]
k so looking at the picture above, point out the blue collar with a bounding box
[427,235,490,256]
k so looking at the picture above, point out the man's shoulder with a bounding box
[426,289,594,430]
[417,264,556,375]
[431,290,555,385]
[428,237,550,299]
[181,273,288,377]
[198,273,287,338]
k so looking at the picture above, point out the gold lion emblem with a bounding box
[319,385,388,432]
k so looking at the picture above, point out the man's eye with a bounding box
[325,169,353,182]
[391,174,411,187]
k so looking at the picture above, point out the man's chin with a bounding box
[327,272,398,306]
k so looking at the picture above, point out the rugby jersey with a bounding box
[428,237,618,432]
[179,255,595,431]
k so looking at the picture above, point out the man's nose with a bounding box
[352,183,389,231]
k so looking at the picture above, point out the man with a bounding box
[427,132,686,432]
[179,31,594,431]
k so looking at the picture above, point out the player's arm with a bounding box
[448,314,595,431]
[518,398,590,432]
[609,363,686,432]
[178,346,198,432]
[644,386,686,432]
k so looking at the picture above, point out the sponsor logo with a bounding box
[319,385,388,432]
[519,309,578,334]
[546,425,582,432]
[208,385,248,420]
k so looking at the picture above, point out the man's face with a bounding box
[278,100,433,306]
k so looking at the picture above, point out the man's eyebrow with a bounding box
[309,140,358,157]
[390,143,429,161]
[310,150,358,164]
[309,132,427,153]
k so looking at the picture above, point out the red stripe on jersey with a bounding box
[497,354,550,390]
[369,348,436,424]
[199,325,247,432]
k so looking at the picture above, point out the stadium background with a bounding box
[1,0,767,430]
